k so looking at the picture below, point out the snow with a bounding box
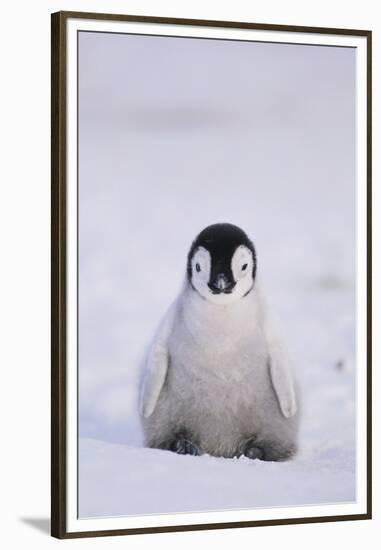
[79,434,354,517]
[77,32,356,518]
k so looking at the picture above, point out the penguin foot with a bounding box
[238,437,264,460]
[243,444,264,460]
[237,437,297,461]
[159,433,200,456]
[170,437,200,456]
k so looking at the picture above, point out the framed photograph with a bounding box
[51,11,372,539]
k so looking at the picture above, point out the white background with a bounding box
[0,0,379,549]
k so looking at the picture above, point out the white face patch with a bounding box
[190,245,254,305]
[190,247,212,301]
[231,245,255,297]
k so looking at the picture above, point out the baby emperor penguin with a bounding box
[140,223,299,461]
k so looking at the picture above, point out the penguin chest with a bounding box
[167,320,270,423]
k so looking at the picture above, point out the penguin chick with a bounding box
[140,223,299,461]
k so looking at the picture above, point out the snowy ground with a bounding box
[79,431,355,517]
[77,32,356,518]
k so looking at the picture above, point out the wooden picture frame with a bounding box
[51,10,372,539]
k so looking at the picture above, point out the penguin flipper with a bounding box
[140,303,176,418]
[268,356,298,418]
[260,294,298,419]
[140,346,168,418]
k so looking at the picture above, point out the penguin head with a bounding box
[187,223,257,305]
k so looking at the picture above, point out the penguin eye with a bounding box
[195,263,201,273]
[241,263,248,271]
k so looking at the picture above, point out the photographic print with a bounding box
[51,12,371,538]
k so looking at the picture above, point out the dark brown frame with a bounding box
[51,10,372,539]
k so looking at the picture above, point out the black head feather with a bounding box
[187,223,257,284]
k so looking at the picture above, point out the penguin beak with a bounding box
[208,273,236,294]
